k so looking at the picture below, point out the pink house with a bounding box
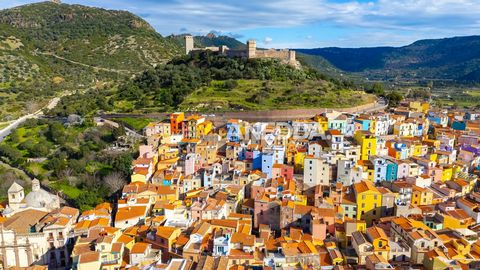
[254,198,281,230]
[139,145,155,159]
[311,220,327,241]
[397,162,409,179]
[271,164,294,180]
[427,166,443,182]
[182,153,196,176]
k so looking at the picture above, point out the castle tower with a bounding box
[185,35,194,55]
[288,50,296,63]
[247,40,256,58]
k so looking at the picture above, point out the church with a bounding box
[4,179,60,217]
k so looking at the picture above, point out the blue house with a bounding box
[452,121,466,131]
[226,120,241,142]
[354,119,371,131]
[385,158,398,181]
[262,152,275,179]
[371,156,398,183]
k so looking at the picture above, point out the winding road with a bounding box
[0,95,62,142]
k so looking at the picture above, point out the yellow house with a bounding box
[197,140,217,166]
[411,185,433,206]
[154,226,182,254]
[423,249,452,270]
[366,226,390,261]
[295,195,307,206]
[441,210,474,229]
[412,143,425,157]
[77,253,101,270]
[354,131,377,160]
[441,166,453,182]
[131,172,147,183]
[339,219,367,248]
[116,234,135,251]
[353,181,382,225]
[409,101,429,113]
[314,115,329,133]
[196,120,213,138]
[294,150,307,173]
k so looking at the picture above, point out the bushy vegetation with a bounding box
[115,51,365,112]
[0,118,134,211]
[0,1,181,120]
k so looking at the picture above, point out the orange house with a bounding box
[170,112,185,134]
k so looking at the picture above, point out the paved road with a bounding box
[100,98,388,127]
[0,96,61,142]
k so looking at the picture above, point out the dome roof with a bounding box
[25,188,57,209]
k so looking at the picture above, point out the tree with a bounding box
[223,79,238,90]
[30,143,50,157]
[104,172,127,194]
[47,157,66,172]
[386,91,403,107]
[0,145,23,165]
[109,153,133,176]
[368,82,385,96]
[75,191,103,212]
[47,122,66,144]
[112,126,126,140]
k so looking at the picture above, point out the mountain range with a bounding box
[297,35,480,83]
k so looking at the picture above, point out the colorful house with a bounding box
[170,112,185,134]
[353,181,382,225]
[354,131,377,161]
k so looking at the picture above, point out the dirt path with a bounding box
[36,51,132,75]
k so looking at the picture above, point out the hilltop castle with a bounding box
[184,35,299,67]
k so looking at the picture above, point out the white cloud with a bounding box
[3,0,480,47]
[263,37,273,45]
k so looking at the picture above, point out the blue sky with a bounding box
[2,0,480,48]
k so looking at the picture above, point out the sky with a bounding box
[1,0,480,48]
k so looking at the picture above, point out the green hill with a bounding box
[0,1,181,120]
[297,35,480,83]
[104,51,373,113]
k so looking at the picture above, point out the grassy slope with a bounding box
[180,79,375,112]
[0,2,181,120]
[112,117,158,132]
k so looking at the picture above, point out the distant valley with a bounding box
[297,35,480,83]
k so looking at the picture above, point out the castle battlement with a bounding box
[184,35,298,67]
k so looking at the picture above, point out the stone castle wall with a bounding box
[185,35,297,66]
